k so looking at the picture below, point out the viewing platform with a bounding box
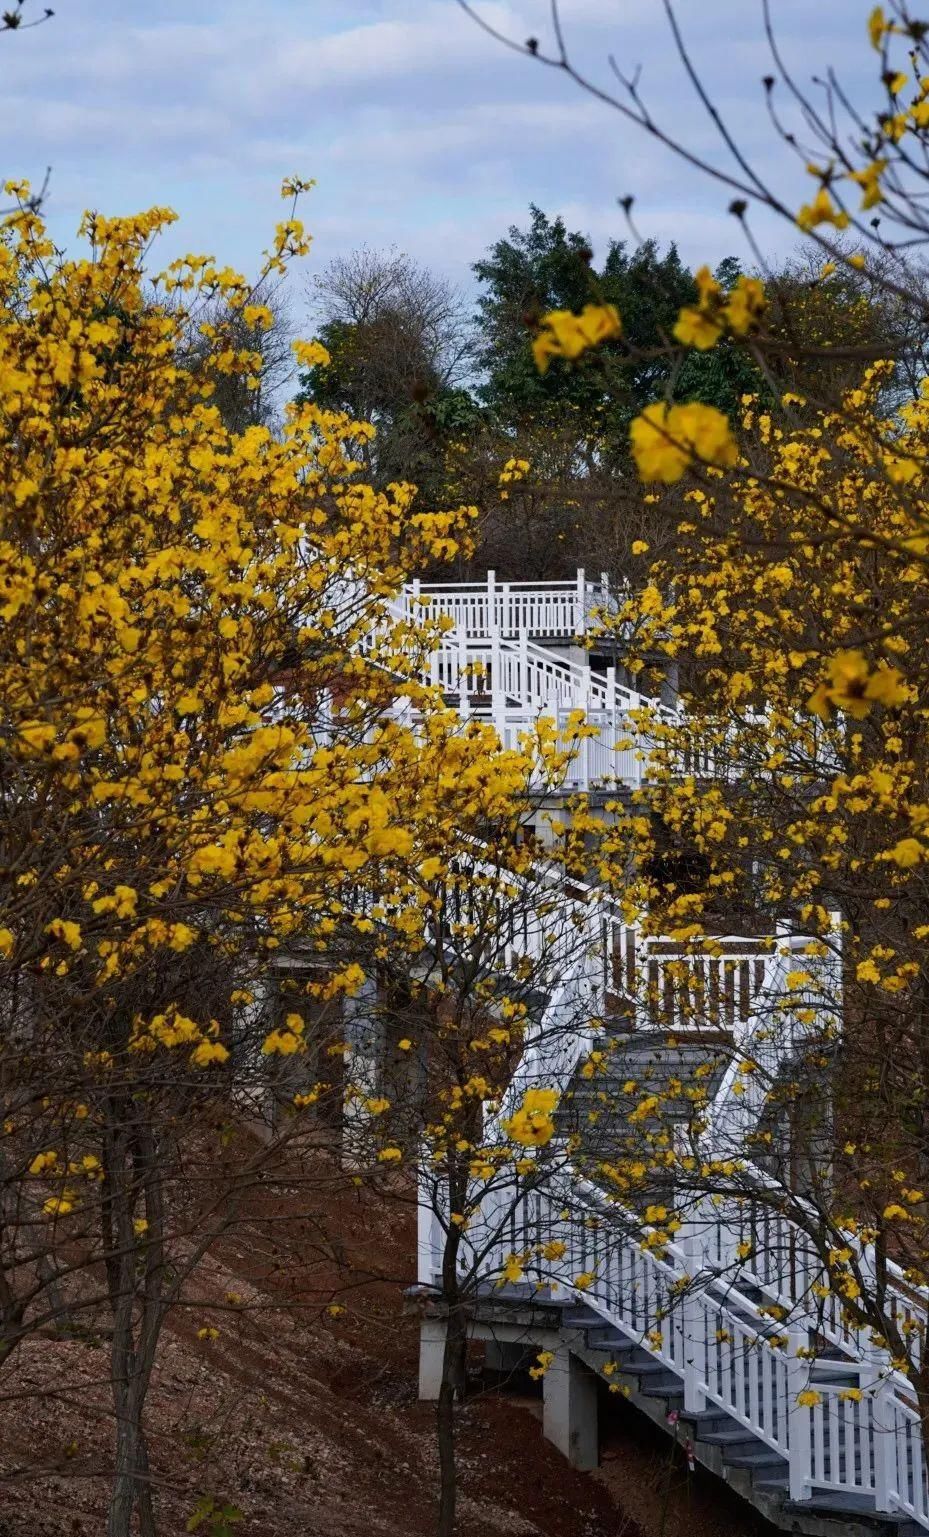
[400,568,624,643]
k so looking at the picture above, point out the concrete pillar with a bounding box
[419,1316,447,1401]
[542,1344,599,1470]
[341,976,384,1166]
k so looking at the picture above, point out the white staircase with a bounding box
[394,569,928,1530]
[416,872,929,1531]
[388,569,681,792]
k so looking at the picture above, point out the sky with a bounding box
[1,0,875,323]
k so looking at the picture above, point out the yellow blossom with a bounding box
[630,402,738,484]
[532,303,622,373]
[796,187,850,232]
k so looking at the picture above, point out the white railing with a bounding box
[454,1177,800,1467]
[435,1170,929,1524]
[595,911,781,1034]
[404,568,621,640]
[426,628,640,713]
[369,581,730,794]
[492,707,648,791]
[417,896,929,1529]
[421,629,690,792]
[423,629,724,792]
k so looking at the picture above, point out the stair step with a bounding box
[639,1374,684,1395]
[752,1470,790,1490]
[633,1359,678,1376]
[784,1492,915,1522]
[586,1325,635,1344]
[725,1450,788,1470]
[560,1306,601,1327]
[702,1428,765,1448]
[681,1410,733,1430]
[487,1281,535,1301]
[585,1331,639,1354]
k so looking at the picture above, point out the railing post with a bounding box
[457,626,470,719]
[519,626,530,704]
[486,568,496,638]
[867,1348,896,1512]
[490,625,502,716]
[680,1222,707,1412]
[606,665,617,716]
[787,1330,813,1504]
[576,567,586,635]
[411,576,421,614]
[417,1176,441,1286]
[828,908,844,1018]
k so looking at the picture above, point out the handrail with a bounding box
[393,569,929,1526]
[401,568,622,640]
[461,1160,927,1521]
[411,579,601,594]
[438,629,643,711]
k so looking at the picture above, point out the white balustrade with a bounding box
[450,1167,929,1526]
[404,568,620,640]
[417,885,929,1530]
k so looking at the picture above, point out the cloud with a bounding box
[1,0,874,296]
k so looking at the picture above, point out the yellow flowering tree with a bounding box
[0,181,531,1533]
[455,0,929,1443]
[332,744,603,1537]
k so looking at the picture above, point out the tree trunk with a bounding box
[107,1385,156,1537]
[136,1423,157,1537]
[103,1108,165,1537]
[436,1165,468,1537]
[108,1393,141,1537]
[436,1297,467,1537]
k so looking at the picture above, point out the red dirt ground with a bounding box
[0,1155,769,1537]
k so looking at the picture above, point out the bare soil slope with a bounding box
[0,1166,640,1537]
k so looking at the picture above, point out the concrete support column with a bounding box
[341,976,384,1167]
[419,1316,447,1402]
[542,1344,599,1470]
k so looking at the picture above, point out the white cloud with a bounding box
[1,0,872,292]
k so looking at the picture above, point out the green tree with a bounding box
[472,205,759,456]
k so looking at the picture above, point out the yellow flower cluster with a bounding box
[262,1011,307,1057]
[630,401,738,483]
[130,1011,231,1068]
[532,303,622,373]
[501,1086,559,1147]
[498,457,530,486]
[673,266,767,350]
[807,650,908,721]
